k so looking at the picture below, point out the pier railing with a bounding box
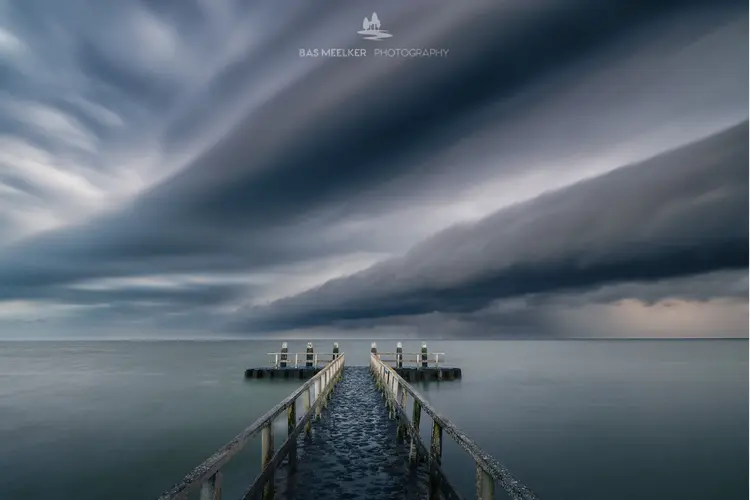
[158,354,345,500]
[370,353,538,500]
[376,351,446,368]
[266,352,339,368]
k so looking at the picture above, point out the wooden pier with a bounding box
[159,343,538,500]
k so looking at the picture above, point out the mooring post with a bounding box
[199,471,222,500]
[409,400,422,463]
[421,342,428,368]
[306,342,314,367]
[476,464,495,500]
[280,342,288,368]
[429,420,443,499]
[287,401,297,473]
[396,342,403,368]
[261,423,274,500]
[304,387,312,436]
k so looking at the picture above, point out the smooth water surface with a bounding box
[0,340,746,499]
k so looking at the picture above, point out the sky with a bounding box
[0,0,747,339]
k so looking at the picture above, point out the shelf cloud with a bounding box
[0,0,746,338]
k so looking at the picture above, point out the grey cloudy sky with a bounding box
[0,0,747,339]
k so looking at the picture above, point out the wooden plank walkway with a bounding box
[274,367,430,500]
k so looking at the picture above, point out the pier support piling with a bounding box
[199,472,222,500]
[261,424,274,500]
[287,402,297,472]
[429,420,443,499]
[396,386,408,442]
[315,378,322,420]
[476,465,495,500]
[409,400,421,463]
[304,388,312,436]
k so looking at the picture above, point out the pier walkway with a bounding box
[157,347,538,500]
[276,367,430,500]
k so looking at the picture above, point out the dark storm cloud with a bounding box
[228,122,749,331]
[136,0,747,229]
[1,0,745,279]
[0,0,746,335]
[0,281,248,306]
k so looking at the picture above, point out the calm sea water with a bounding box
[0,340,746,500]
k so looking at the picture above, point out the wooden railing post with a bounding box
[314,378,322,420]
[429,420,443,499]
[409,400,421,463]
[396,388,408,442]
[304,387,312,436]
[389,379,396,420]
[476,464,495,500]
[261,423,274,500]
[199,471,222,500]
[287,401,297,473]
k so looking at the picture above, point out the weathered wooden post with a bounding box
[279,342,288,368]
[261,423,274,500]
[199,472,222,500]
[287,401,297,472]
[396,342,403,368]
[332,342,340,359]
[305,342,314,367]
[429,420,443,499]
[314,376,322,420]
[421,342,428,368]
[409,400,421,463]
[396,385,408,442]
[477,464,495,500]
[389,376,396,420]
[304,387,312,436]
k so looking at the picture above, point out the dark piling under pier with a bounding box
[394,367,462,381]
[244,367,322,379]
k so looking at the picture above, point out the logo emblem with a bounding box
[358,12,392,41]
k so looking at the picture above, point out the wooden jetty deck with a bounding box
[158,344,538,500]
[245,342,462,381]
